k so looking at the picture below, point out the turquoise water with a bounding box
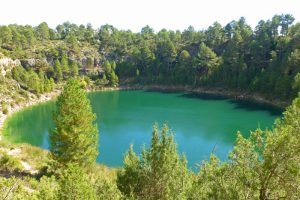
[3,90,281,170]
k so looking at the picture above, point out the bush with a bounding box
[90,174,122,200]
[15,97,23,105]
[58,164,95,199]
[0,75,4,83]
[1,101,9,114]
[2,107,8,114]
[0,153,22,172]
[117,124,191,199]
[0,177,39,199]
[10,101,15,108]
[37,176,59,200]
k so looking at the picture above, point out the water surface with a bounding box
[3,90,281,170]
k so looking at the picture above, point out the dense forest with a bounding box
[1,14,300,199]
[1,14,300,101]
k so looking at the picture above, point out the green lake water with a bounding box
[3,90,281,170]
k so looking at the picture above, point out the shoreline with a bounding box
[0,84,287,137]
[0,86,131,136]
[0,90,60,138]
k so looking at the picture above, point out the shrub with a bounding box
[0,153,22,172]
[58,164,95,199]
[37,176,59,200]
[90,174,122,200]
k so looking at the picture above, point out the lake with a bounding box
[3,90,281,170]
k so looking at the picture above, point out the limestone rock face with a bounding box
[0,57,20,76]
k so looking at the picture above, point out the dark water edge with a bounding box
[179,92,283,116]
[139,85,288,110]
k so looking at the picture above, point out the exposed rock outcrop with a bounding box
[0,57,20,76]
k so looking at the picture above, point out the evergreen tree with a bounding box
[102,74,107,83]
[36,22,50,42]
[27,70,41,94]
[103,60,112,75]
[44,78,51,92]
[65,33,79,52]
[117,124,191,199]
[53,59,63,82]
[191,94,300,199]
[293,73,300,93]
[58,164,95,200]
[49,77,55,90]
[110,70,119,87]
[50,78,99,168]
[111,61,117,71]
[61,55,69,76]
[193,43,220,77]
[69,60,79,77]
[0,26,12,46]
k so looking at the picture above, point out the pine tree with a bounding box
[69,60,79,77]
[61,55,69,76]
[58,164,95,200]
[50,78,99,168]
[111,61,117,71]
[110,70,119,87]
[117,124,191,199]
[103,60,112,75]
[49,77,55,90]
[53,59,63,82]
[190,94,300,199]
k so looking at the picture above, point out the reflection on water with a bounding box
[180,92,283,116]
[3,90,280,170]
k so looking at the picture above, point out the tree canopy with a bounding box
[50,78,99,168]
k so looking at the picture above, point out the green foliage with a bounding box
[36,22,50,42]
[69,60,79,77]
[293,73,300,92]
[102,73,107,82]
[0,26,12,46]
[190,94,300,200]
[44,77,55,92]
[111,61,117,71]
[12,65,54,94]
[1,15,300,200]
[1,101,8,114]
[53,59,63,82]
[260,95,300,199]
[58,164,95,200]
[1,15,300,101]
[50,78,99,168]
[0,153,22,172]
[37,176,59,200]
[110,70,119,87]
[104,60,112,74]
[86,57,94,69]
[192,42,221,84]
[65,33,79,52]
[117,124,191,199]
[90,173,123,200]
[60,54,69,75]
[0,177,36,199]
